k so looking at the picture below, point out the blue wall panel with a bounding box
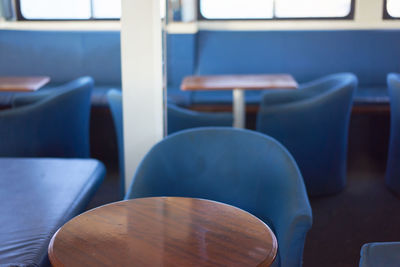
[196,30,400,86]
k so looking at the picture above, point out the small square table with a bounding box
[0,76,50,92]
[181,74,298,128]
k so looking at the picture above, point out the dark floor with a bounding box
[86,111,399,267]
[303,159,400,266]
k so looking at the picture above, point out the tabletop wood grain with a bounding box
[49,197,278,267]
[0,76,50,92]
[181,74,298,91]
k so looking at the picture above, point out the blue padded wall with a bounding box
[166,33,197,89]
[0,30,121,85]
[196,30,400,87]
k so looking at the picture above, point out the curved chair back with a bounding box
[386,73,400,195]
[360,242,400,267]
[0,77,93,158]
[256,73,357,195]
[126,127,312,267]
[167,103,232,134]
[107,89,125,197]
[106,90,233,197]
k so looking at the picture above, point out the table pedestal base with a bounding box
[233,89,245,128]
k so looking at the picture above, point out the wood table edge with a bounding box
[48,227,64,267]
[47,197,279,267]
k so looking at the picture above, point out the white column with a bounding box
[121,0,164,192]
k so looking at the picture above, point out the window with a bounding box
[199,0,354,20]
[17,0,121,20]
[385,0,400,18]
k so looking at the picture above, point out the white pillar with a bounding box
[120,0,164,193]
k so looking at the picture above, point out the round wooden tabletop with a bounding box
[49,197,278,267]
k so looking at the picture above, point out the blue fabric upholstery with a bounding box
[0,158,105,267]
[107,89,125,198]
[1,30,398,107]
[167,103,233,134]
[0,30,120,108]
[106,90,233,197]
[256,73,357,195]
[0,77,93,158]
[360,242,400,267]
[125,128,313,267]
[386,73,400,195]
[167,30,400,106]
[0,30,121,85]
[196,30,399,86]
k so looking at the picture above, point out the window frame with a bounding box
[383,0,400,20]
[15,0,120,21]
[197,0,356,21]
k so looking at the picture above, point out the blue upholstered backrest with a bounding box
[1,29,399,93]
[386,73,400,195]
[0,30,121,85]
[0,77,93,158]
[195,30,400,87]
[256,73,357,195]
[126,127,312,267]
[107,89,125,198]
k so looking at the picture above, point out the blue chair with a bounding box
[0,77,93,158]
[106,89,233,197]
[386,73,400,196]
[107,89,125,197]
[167,102,233,134]
[256,73,357,196]
[360,242,400,267]
[126,128,313,267]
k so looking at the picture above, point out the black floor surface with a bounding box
[303,161,400,266]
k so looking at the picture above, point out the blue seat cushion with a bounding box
[360,242,400,267]
[189,86,390,106]
[167,86,193,106]
[190,90,263,105]
[0,158,105,267]
[354,86,389,105]
[0,84,390,109]
[0,84,119,108]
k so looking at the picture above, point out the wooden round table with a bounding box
[49,197,278,267]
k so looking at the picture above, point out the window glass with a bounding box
[387,0,400,18]
[19,0,121,20]
[92,0,121,19]
[20,0,91,19]
[275,0,352,18]
[200,0,274,19]
[200,0,353,19]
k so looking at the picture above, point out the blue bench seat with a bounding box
[168,86,390,107]
[0,29,397,109]
[0,158,105,267]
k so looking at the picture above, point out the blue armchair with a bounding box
[256,73,357,196]
[167,103,233,134]
[0,77,93,158]
[106,89,233,197]
[360,242,400,267]
[106,89,125,197]
[386,73,400,196]
[126,128,312,267]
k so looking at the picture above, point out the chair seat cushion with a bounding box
[360,242,400,267]
[188,85,390,106]
[0,84,120,108]
[354,86,389,105]
[190,90,263,105]
[0,84,390,108]
[0,158,105,267]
